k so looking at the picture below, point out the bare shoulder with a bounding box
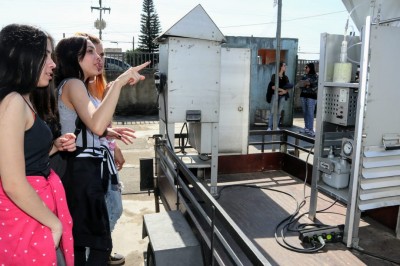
[63,78,86,92]
[0,92,25,111]
[62,79,90,102]
[0,92,27,125]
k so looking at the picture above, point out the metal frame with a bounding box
[154,137,271,265]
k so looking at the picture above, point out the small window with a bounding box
[257,49,287,65]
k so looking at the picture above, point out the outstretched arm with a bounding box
[61,61,151,136]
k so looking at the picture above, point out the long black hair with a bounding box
[0,24,48,101]
[30,81,61,139]
[306,63,316,75]
[279,62,286,76]
[271,62,289,83]
[54,36,88,86]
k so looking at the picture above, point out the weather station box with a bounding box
[157,37,221,123]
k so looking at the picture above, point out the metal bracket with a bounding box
[382,133,400,150]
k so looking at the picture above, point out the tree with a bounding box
[138,0,162,53]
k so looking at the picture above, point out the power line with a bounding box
[220,10,346,29]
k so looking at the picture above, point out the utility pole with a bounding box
[271,0,282,151]
[91,0,111,40]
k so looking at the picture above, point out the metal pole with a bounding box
[91,0,111,40]
[273,0,282,130]
[99,0,103,40]
[272,0,282,151]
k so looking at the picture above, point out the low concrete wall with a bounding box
[106,69,159,116]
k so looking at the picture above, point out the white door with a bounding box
[219,47,251,154]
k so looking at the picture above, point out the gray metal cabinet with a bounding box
[309,16,400,248]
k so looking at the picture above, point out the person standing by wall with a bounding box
[297,62,318,137]
[55,35,149,265]
[0,23,74,265]
[266,62,292,130]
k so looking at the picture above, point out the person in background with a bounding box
[266,62,292,130]
[297,62,318,137]
[0,23,74,266]
[55,35,150,265]
[75,32,127,266]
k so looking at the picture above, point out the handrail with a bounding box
[155,138,271,266]
[248,129,315,155]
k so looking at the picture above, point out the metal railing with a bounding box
[154,137,271,266]
[248,129,315,155]
[105,51,159,69]
[153,129,315,265]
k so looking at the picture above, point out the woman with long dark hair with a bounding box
[0,23,74,265]
[55,35,149,265]
[298,62,318,137]
[75,31,126,265]
[266,62,292,130]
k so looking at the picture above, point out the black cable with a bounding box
[216,184,326,253]
[178,122,188,154]
[161,91,175,151]
[198,153,211,161]
[217,183,400,263]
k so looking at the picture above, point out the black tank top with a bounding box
[23,97,53,177]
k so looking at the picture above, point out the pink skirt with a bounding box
[0,170,74,266]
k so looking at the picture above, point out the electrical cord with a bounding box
[216,183,399,262]
[299,138,398,262]
[216,184,330,253]
[160,90,175,150]
[178,122,189,154]
[198,153,211,161]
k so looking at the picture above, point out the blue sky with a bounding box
[0,0,357,59]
